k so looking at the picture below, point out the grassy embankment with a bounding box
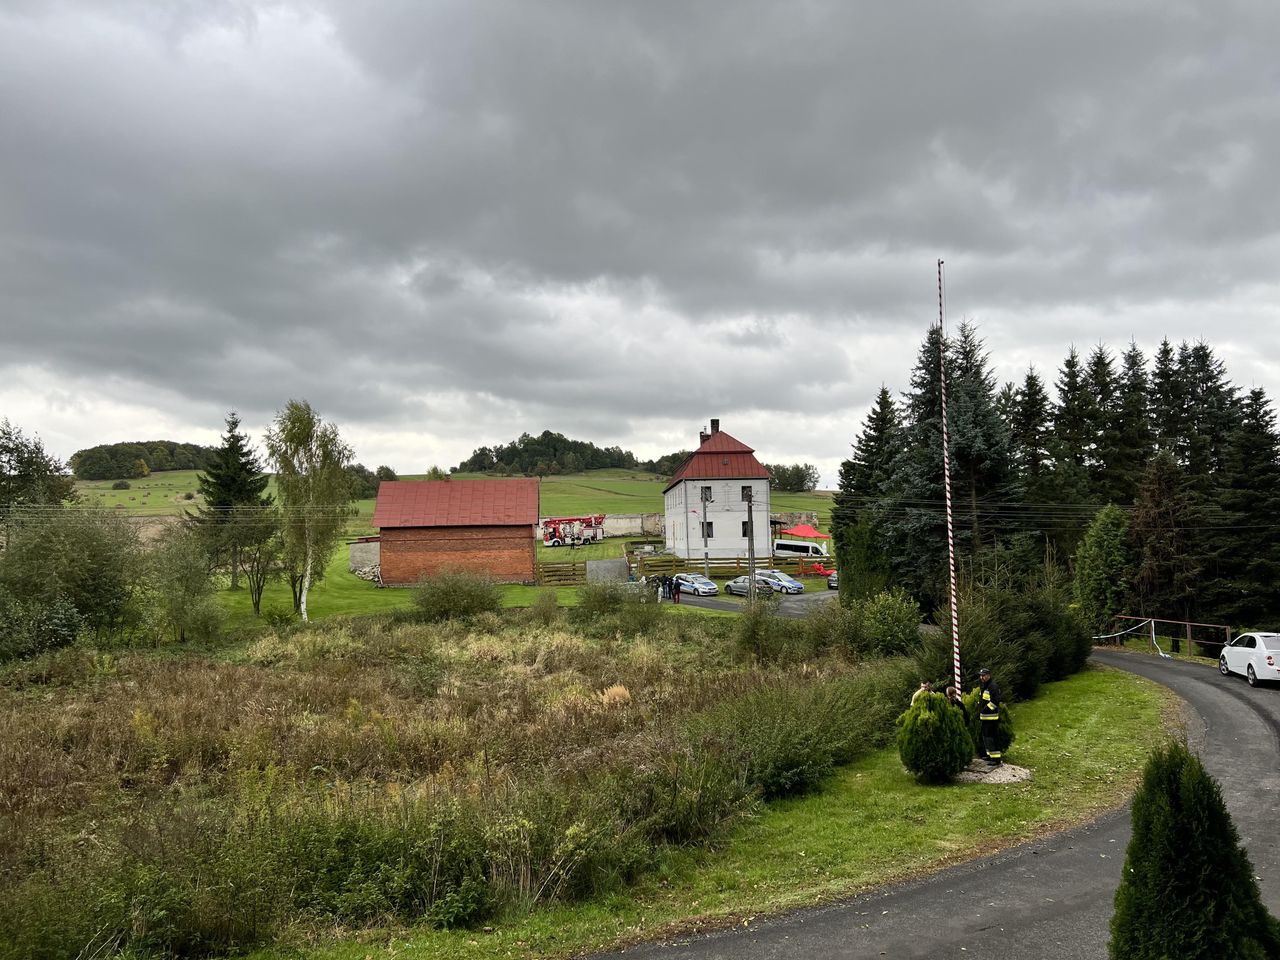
[244,664,1175,960]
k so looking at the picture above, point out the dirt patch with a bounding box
[954,759,1032,784]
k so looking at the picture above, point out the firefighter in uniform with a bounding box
[978,666,1002,766]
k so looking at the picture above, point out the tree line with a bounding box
[833,325,1280,632]
[69,440,219,479]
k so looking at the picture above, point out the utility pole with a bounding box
[744,486,757,601]
[701,486,713,579]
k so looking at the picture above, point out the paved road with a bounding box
[680,590,837,618]
[603,650,1280,960]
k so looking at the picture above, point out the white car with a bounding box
[1219,632,1280,687]
[673,573,718,596]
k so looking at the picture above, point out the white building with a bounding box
[664,419,772,560]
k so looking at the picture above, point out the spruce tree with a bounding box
[1073,504,1133,633]
[897,691,974,783]
[1010,368,1053,502]
[1052,347,1091,473]
[1110,342,1154,504]
[1180,341,1239,490]
[1150,338,1187,462]
[1110,742,1280,959]
[195,412,273,589]
[1128,452,1204,627]
[1203,388,1280,626]
[1084,344,1124,503]
[833,386,899,603]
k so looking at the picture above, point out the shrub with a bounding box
[111,479,131,490]
[527,588,560,627]
[571,582,662,637]
[855,588,922,656]
[413,571,501,622]
[1110,742,1280,959]
[802,599,863,652]
[0,590,81,662]
[896,691,973,783]
[734,596,787,661]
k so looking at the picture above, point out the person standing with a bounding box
[977,667,1003,766]
[672,575,682,604]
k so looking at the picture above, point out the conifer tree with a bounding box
[1110,742,1280,959]
[1128,452,1204,626]
[833,386,899,603]
[1052,347,1091,472]
[1203,388,1280,625]
[1109,342,1154,504]
[1084,344,1124,502]
[194,412,273,588]
[1180,341,1238,490]
[1073,504,1133,632]
[1149,338,1186,461]
[1009,368,1053,501]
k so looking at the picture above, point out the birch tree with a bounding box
[264,400,354,622]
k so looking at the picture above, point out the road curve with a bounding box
[602,650,1280,960]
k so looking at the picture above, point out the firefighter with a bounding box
[977,667,1002,766]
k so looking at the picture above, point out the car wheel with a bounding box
[1248,664,1258,687]
[1220,656,1230,675]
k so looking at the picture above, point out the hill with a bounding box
[69,441,218,480]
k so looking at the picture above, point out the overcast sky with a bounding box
[2,1,1278,486]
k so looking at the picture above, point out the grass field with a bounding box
[249,665,1175,960]
[77,468,833,533]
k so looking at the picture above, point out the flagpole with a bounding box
[938,260,961,694]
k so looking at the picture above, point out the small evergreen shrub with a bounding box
[413,571,502,622]
[1110,742,1280,959]
[111,479,131,490]
[896,691,973,783]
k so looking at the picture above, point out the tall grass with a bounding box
[0,609,918,959]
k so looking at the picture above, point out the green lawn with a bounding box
[80,469,833,533]
[249,665,1174,960]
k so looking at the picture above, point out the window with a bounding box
[700,485,712,501]
[741,485,752,501]
[1244,635,1257,649]
[742,520,750,537]
[701,521,714,539]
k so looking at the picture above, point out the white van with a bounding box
[773,539,828,558]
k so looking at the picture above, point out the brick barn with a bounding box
[372,478,540,585]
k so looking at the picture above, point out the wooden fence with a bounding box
[538,560,588,586]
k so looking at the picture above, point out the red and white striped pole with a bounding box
[938,260,961,694]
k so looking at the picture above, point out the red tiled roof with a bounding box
[664,429,770,492]
[372,478,540,528]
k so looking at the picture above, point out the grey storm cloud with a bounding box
[2,0,1279,478]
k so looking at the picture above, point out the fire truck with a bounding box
[541,515,605,547]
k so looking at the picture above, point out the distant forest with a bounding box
[70,441,219,480]
[456,430,689,478]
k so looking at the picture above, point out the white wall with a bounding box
[665,478,771,559]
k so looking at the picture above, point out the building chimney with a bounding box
[710,418,720,434]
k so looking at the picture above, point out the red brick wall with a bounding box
[379,525,535,584]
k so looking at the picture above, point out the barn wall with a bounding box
[379,525,535,584]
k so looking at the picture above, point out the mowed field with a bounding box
[76,468,834,530]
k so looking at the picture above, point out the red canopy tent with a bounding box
[779,523,830,539]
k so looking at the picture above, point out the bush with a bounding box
[572,582,662,637]
[802,599,863,652]
[111,479,131,490]
[855,588,922,656]
[1110,742,1280,959]
[0,590,81,662]
[896,691,973,783]
[413,571,502,622]
[734,596,788,661]
[527,588,560,627]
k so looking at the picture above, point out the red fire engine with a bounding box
[541,515,605,547]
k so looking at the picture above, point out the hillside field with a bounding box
[76,468,834,533]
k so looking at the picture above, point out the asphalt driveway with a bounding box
[600,650,1280,960]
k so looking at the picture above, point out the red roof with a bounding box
[373,478,540,528]
[664,428,770,492]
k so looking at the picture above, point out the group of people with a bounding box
[644,574,682,604]
[911,666,1004,767]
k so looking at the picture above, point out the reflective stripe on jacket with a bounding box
[979,679,1001,721]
